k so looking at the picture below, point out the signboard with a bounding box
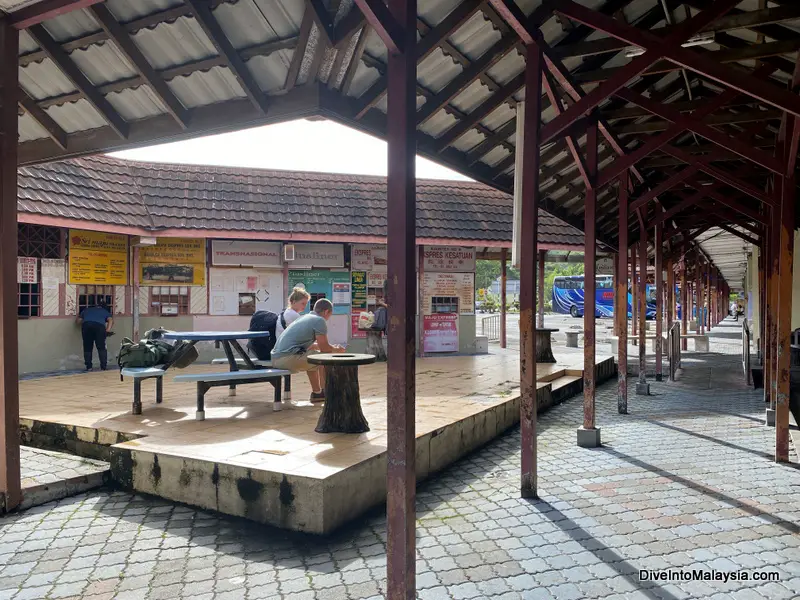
[68,229,128,285]
[332,282,351,305]
[422,272,475,315]
[17,257,38,284]
[596,256,614,275]
[289,270,350,315]
[368,272,387,289]
[140,238,206,286]
[211,240,282,267]
[291,243,344,268]
[423,246,475,272]
[423,314,459,353]
[351,271,368,339]
[351,244,387,273]
[209,268,283,315]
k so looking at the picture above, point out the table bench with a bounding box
[121,367,164,415]
[210,357,293,402]
[174,368,291,420]
[681,334,710,352]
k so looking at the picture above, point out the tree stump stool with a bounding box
[535,328,559,363]
[364,330,387,361]
[308,353,376,434]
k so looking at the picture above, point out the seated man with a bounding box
[271,298,344,402]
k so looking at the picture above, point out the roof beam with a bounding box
[630,165,699,213]
[10,0,101,29]
[649,189,706,228]
[717,224,759,246]
[615,110,782,135]
[352,0,404,54]
[18,89,67,150]
[541,71,591,188]
[27,24,129,138]
[305,0,335,45]
[185,0,268,113]
[353,0,483,119]
[89,4,190,129]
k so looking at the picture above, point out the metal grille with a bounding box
[482,314,500,342]
[78,286,115,313]
[17,224,62,318]
[150,286,189,316]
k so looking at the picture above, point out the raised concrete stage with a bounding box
[18,349,615,534]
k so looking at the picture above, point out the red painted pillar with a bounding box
[385,0,418,595]
[697,258,704,336]
[616,172,629,414]
[0,21,19,512]
[637,221,648,394]
[500,248,507,349]
[775,173,795,462]
[681,243,688,351]
[655,223,663,381]
[520,42,543,496]
[631,243,637,338]
[579,115,600,447]
[768,195,780,410]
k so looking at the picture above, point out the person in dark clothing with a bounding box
[77,298,113,371]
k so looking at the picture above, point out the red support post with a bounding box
[631,243,637,338]
[520,42,543,496]
[637,220,648,394]
[579,115,600,447]
[385,0,417,596]
[775,174,795,462]
[697,258,704,336]
[500,248,507,349]
[768,197,780,412]
[667,258,675,331]
[681,249,688,351]
[617,171,629,414]
[655,223,663,381]
[0,21,20,511]
[537,250,545,329]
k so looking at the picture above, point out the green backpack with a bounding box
[117,337,172,369]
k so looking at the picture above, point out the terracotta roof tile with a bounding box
[16,156,584,247]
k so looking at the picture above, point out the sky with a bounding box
[110,118,471,181]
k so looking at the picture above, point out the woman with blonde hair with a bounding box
[278,286,311,334]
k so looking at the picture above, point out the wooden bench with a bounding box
[174,369,291,420]
[210,358,293,402]
[120,367,165,416]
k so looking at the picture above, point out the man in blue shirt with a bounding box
[77,298,113,371]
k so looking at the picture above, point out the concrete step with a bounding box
[17,447,108,511]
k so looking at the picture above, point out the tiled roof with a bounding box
[17,155,585,247]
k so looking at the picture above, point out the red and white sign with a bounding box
[423,246,475,272]
[423,314,458,353]
[211,241,282,267]
[17,257,38,284]
[351,244,387,273]
[351,314,366,339]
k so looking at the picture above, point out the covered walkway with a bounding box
[1,317,798,599]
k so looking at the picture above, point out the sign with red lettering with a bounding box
[422,246,475,272]
[423,314,459,353]
[17,257,38,284]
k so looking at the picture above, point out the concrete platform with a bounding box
[18,349,615,533]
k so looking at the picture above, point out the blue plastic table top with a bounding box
[161,331,269,341]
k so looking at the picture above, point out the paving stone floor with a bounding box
[18,447,108,511]
[1,319,798,600]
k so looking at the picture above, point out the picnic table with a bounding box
[308,353,375,434]
[161,330,267,375]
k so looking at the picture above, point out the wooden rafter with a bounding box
[285,12,315,92]
[339,26,369,95]
[18,89,67,150]
[185,0,268,113]
[89,4,189,129]
[27,24,129,138]
[305,0,335,45]
[10,0,102,30]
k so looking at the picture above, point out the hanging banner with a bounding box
[351,271,368,339]
[211,240,282,267]
[422,272,475,315]
[423,246,475,272]
[423,314,459,353]
[68,229,128,285]
[140,238,206,286]
[351,244,387,273]
[17,257,38,284]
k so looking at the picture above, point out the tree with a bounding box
[476,259,520,291]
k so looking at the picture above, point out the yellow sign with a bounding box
[140,238,206,286]
[68,229,128,285]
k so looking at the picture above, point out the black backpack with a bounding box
[247,310,279,360]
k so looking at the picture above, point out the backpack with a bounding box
[117,337,172,369]
[247,310,279,360]
[168,340,199,369]
[279,309,287,330]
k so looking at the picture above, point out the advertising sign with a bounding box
[140,238,206,286]
[351,244,387,273]
[422,272,475,315]
[290,243,344,268]
[211,240,282,267]
[423,314,459,353]
[351,271,368,339]
[422,246,475,272]
[17,257,38,284]
[68,229,128,285]
[289,270,350,315]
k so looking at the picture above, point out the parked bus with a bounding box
[552,275,660,319]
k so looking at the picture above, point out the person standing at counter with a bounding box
[76,298,113,371]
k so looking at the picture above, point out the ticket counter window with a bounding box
[78,286,114,313]
[431,296,459,314]
[151,287,189,316]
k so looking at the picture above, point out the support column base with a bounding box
[636,382,650,395]
[577,427,601,448]
[655,374,663,382]
[765,408,775,427]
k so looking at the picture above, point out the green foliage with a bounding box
[475,260,520,291]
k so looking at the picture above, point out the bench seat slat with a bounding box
[211,358,272,366]
[121,367,165,378]
[174,369,290,383]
